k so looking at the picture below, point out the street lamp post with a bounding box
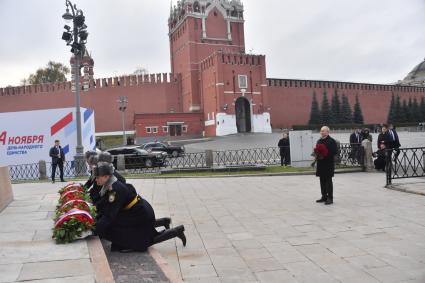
[61,0,88,175]
[118,96,128,145]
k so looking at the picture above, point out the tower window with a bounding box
[238,75,248,89]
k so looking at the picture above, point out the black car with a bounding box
[106,146,167,169]
[139,142,185,158]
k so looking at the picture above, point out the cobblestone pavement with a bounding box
[131,172,425,283]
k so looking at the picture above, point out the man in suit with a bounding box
[316,126,338,205]
[49,140,65,183]
[388,124,401,160]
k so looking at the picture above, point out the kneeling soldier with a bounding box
[94,162,185,252]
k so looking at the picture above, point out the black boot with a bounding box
[153,225,186,247]
[155,217,171,229]
[316,198,326,203]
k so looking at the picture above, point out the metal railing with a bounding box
[8,143,363,181]
[386,147,425,186]
[214,147,281,166]
[9,163,40,181]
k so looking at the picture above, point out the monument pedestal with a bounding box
[0,166,13,212]
[289,131,314,168]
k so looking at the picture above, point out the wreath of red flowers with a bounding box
[58,183,85,195]
[53,183,96,244]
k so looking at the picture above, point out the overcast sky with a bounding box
[0,0,424,87]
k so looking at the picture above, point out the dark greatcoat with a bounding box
[377,132,391,150]
[278,137,290,155]
[315,136,338,178]
[95,179,159,252]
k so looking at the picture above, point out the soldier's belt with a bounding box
[124,196,140,210]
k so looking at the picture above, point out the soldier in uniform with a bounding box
[93,162,184,252]
[84,151,126,204]
[84,151,171,230]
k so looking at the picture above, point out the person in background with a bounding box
[388,124,401,161]
[361,128,373,142]
[373,143,387,171]
[315,126,338,205]
[49,140,65,183]
[278,133,291,166]
[349,128,361,163]
[377,124,391,150]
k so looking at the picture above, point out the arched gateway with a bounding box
[235,96,251,133]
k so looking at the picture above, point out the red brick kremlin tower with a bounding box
[0,0,424,142]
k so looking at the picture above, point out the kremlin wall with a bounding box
[1,0,424,141]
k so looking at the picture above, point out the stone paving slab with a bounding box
[131,173,425,283]
[0,183,96,282]
[388,179,425,196]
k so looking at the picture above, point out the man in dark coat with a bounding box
[316,126,338,205]
[349,128,361,163]
[278,133,291,166]
[49,140,65,183]
[94,162,184,252]
[373,144,387,171]
[377,125,391,150]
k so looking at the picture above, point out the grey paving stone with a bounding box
[255,269,298,283]
[0,263,22,283]
[238,248,273,261]
[18,259,93,281]
[19,275,95,283]
[344,254,389,269]
[366,265,414,283]
[181,264,217,280]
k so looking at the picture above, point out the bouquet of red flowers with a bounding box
[311,143,329,167]
[53,183,96,244]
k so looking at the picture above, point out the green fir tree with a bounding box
[340,94,353,124]
[407,97,413,123]
[400,100,409,123]
[420,97,425,122]
[353,95,364,124]
[320,90,332,125]
[394,95,402,123]
[387,93,396,124]
[412,97,421,123]
[308,91,321,125]
[331,90,342,123]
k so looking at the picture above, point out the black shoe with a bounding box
[176,225,186,247]
[52,180,55,184]
[316,198,326,203]
[155,217,171,230]
[153,225,186,247]
[325,199,333,205]
[61,179,66,182]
